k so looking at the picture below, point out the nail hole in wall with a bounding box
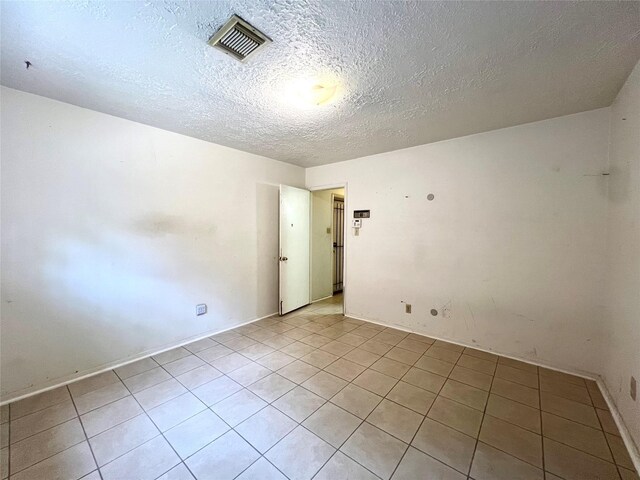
[427,194,435,201]
[430,309,438,316]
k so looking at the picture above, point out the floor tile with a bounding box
[541,391,600,428]
[540,377,591,405]
[134,378,187,411]
[300,350,339,369]
[479,414,542,467]
[165,410,229,459]
[462,347,497,363]
[222,336,258,351]
[69,372,121,398]
[497,356,537,374]
[186,430,259,480]
[279,341,317,358]
[73,381,129,415]
[175,364,222,390]
[195,344,233,363]
[432,340,463,352]
[330,383,382,419]
[486,394,541,433]
[236,457,287,480]
[456,354,496,375]
[303,403,361,447]
[470,442,543,480]
[153,347,192,365]
[424,345,462,364]
[396,338,430,354]
[337,333,368,347]
[277,360,320,384]
[210,352,253,373]
[266,426,335,480]
[314,451,379,480]
[542,412,611,461]
[191,375,242,406]
[449,365,493,391]
[384,347,421,365]
[412,417,476,474]
[10,441,96,480]
[89,414,158,466]
[238,342,276,361]
[211,389,267,426]
[257,351,297,371]
[147,392,206,432]
[300,333,332,348]
[324,358,367,382]
[341,422,407,480]
[123,367,172,394]
[10,399,77,443]
[163,355,205,377]
[360,339,393,356]
[247,373,296,402]
[227,362,272,386]
[414,355,455,377]
[353,369,397,396]
[495,364,538,389]
[392,446,465,480]
[302,371,347,399]
[115,358,159,380]
[235,405,296,453]
[606,432,635,469]
[544,438,620,480]
[370,357,411,379]
[439,379,488,411]
[184,337,217,354]
[427,396,483,437]
[491,377,539,408]
[596,408,619,435]
[81,396,142,437]
[156,463,195,479]
[320,340,355,357]
[539,368,585,386]
[10,387,71,420]
[343,348,381,367]
[374,330,407,346]
[272,386,326,422]
[619,467,640,480]
[402,367,446,393]
[367,399,423,443]
[386,381,436,415]
[10,418,85,474]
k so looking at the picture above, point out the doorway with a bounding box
[310,187,345,314]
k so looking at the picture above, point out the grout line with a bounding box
[66,385,103,480]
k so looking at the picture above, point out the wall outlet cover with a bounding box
[405,304,412,314]
[631,376,637,401]
[196,304,207,316]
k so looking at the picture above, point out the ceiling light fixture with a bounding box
[286,78,340,108]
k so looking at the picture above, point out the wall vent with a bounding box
[208,15,271,62]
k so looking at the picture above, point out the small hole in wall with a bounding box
[427,194,435,201]
[430,309,438,316]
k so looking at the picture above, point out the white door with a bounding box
[279,185,311,315]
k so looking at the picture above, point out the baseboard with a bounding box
[597,378,640,472]
[311,295,333,303]
[0,311,278,406]
[346,312,640,471]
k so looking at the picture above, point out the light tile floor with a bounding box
[2,294,638,480]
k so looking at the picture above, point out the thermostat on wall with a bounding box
[354,210,370,218]
[352,219,362,228]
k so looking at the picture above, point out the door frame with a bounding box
[308,182,348,315]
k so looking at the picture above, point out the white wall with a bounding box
[603,61,640,450]
[307,109,610,377]
[0,87,304,401]
[311,188,344,301]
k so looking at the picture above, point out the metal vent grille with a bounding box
[208,15,271,62]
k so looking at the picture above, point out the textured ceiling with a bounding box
[1,1,639,167]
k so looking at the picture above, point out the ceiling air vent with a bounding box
[208,15,271,62]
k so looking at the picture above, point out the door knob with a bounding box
[280,256,288,261]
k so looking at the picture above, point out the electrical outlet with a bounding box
[196,304,207,316]
[405,304,411,314]
[631,376,637,401]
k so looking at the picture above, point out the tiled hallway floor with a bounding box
[2,295,638,480]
